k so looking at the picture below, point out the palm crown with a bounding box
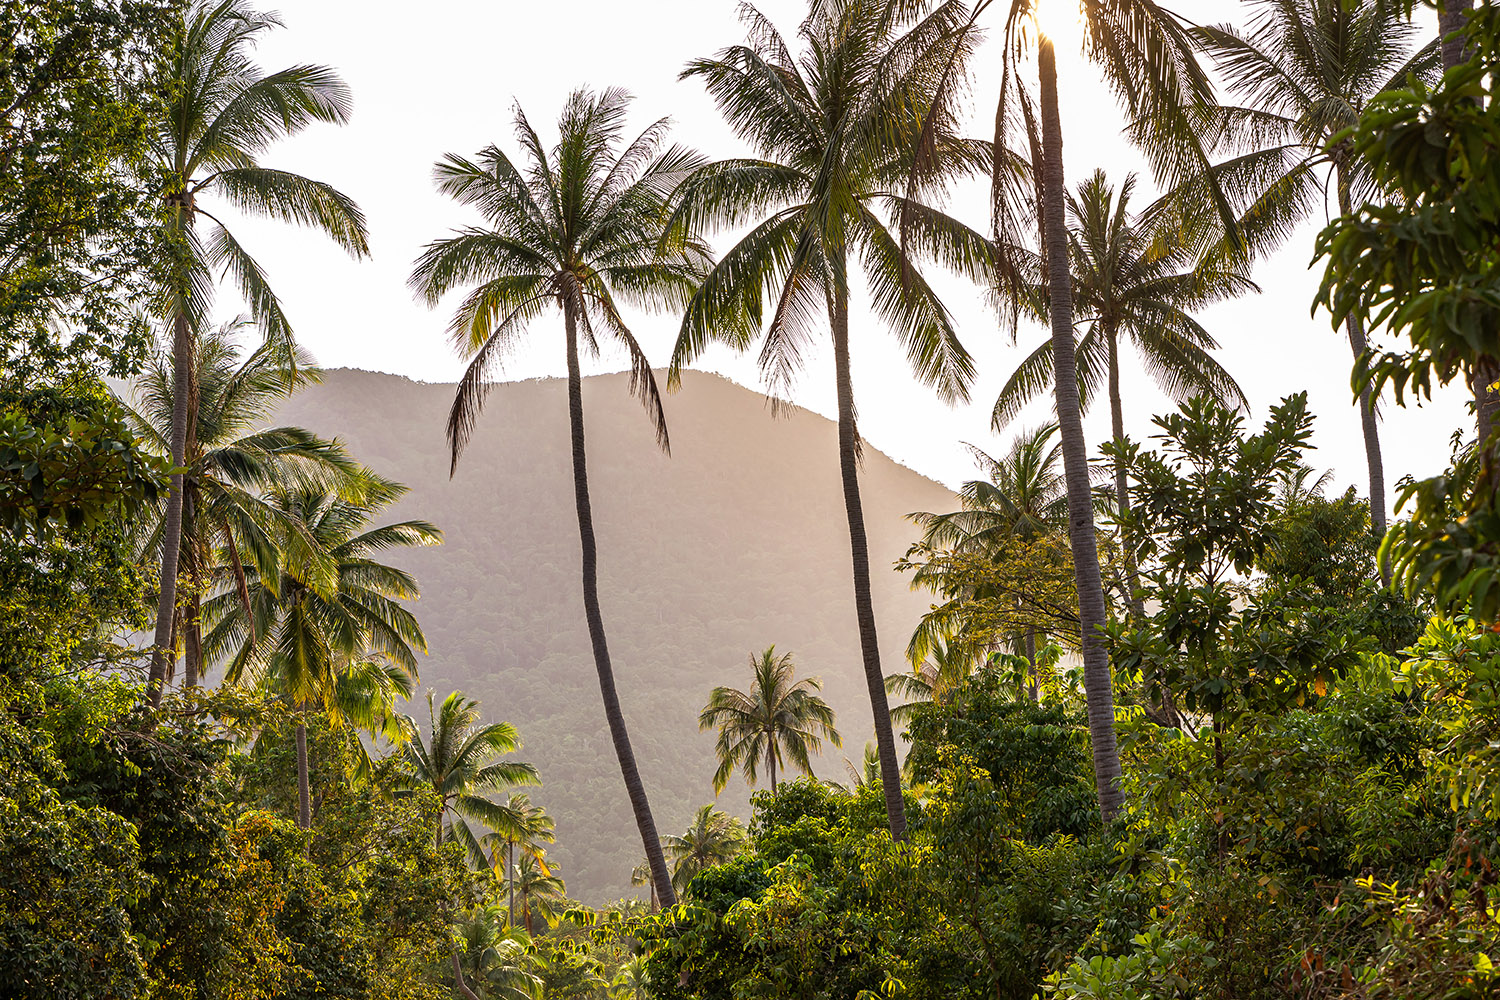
[699,646,842,794]
[399,691,542,869]
[154,0,370,341]
[663,804,747,894]
[994,171,1251,433]
[669,0,990,400]
[204,476,440,710]
[126,323,361,684]
[410,86,711,469]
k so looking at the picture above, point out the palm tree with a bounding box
[452,907,542,1000]
[396,691,541,867]
[126,321,361,688]
[629,858,662,912]
[1185,0,1439,544]
[409,87,708,908]
[664,805,747,894]
[480,794,555,928]
[906,424,1072,670]
[993,172,1250,557]
[203,478,439,828]
[699,646,842,795]
[144,0,370,705]
[511,854,567,935]
[921,0,1231,821]
[671,0,992,841]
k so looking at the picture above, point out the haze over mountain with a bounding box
[273,368,955,902]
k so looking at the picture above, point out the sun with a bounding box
[1032,0,1086,53]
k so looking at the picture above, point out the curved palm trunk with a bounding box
[147,308,193,707]
[1334,164,1390,579]
[562,302,677,907]
[1039,40,1124,821]
[295,716,311,830]
[1106,327,1146,619]
[831,287,908,841]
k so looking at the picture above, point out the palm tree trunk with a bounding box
[183,483,203,688]
[1106,327,1147,619]
[768,742,777,794]
[1334,163,1391,579]
[295,715,312,830]
[147,308,193,707]
[1025,627,1038,702]
[1039,38,1124,821]
[1439,1,1473,73]
[831,285,907,841]
[562,300,677,907]
[508,840,516,926]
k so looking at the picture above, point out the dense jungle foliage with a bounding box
[4,0,1500,997]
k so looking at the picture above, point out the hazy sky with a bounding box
[214,0,1467,495]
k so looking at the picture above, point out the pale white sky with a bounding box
[216,0,1468,496]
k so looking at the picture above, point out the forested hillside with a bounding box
[275,368,954,901]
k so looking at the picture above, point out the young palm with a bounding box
[672,0,992,841]
[203,478,439,828]
[126,321,360,687]
[511,854,567,935]
[664,805,747,895]
[699,646,842,795]
[1187,0,1439,539]
[905,425,1071,685]
[144,0,370,705]
[479,794,555,928]
[410,87,708,908]
[397,691,541,868]
[452,908,541,1000]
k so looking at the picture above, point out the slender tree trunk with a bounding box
[562,300,676,907]
[1333,166,1390,579]
[1038,39,1125,821]
[1439,0,1473,73]
[182,482,202,688]
[830,286,907,841]
[147,308,193,707]
[508,840,516,926]
[451,951,481,1000]
[1106,327,1147,619]
[767,741,777,793]
[1026,627,1038,702]
[295,716,311,830]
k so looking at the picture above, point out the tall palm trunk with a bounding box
[1025,627,1038,702]
[508,840,516,926]
[295,715,311,830]
[1334,163,1390,573]
[767,740,777,793]
[1106,327,1146,619]
[562,300,676,907]
[183,481,203,688]
[1039,39,1124,821]
[147,307,192,707]
[831,285,908,841]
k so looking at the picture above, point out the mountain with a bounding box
[273,368,954,902]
